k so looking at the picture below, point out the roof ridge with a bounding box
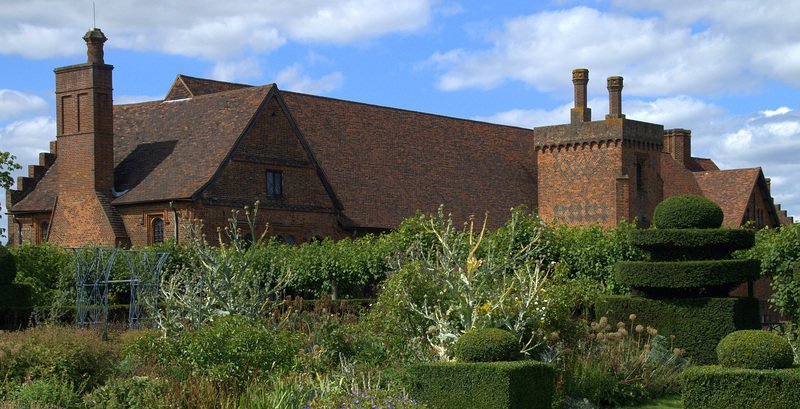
[279,89,533,131]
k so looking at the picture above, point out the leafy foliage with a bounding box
[0,152,22,239]
[379,206,550,359]
[159,202,292,333]
[10,242,72,305]
[0,245,17,285]
[737,223,800,321]
[541,220,645,294]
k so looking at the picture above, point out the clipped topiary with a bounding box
[653,195,724,229]
[453,328,520,362]
[0,245,17,285]
[716,329,794,370]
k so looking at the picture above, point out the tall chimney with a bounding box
[664,129,691,166]
[571,69,591,124]
[606,76,625,119]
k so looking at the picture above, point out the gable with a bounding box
[694,167,761,226]
[112,84,274,205]
[202,96,338,211]
[164,74,253,101]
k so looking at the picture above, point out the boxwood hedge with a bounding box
[614,259,760,297]
[406,360,555,409]
[628,229,755,261]
[653,195,724,230]
[716,330,794,370]
[682,365,800,409]
[594,295,760,364]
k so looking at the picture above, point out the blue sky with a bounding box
[1,0,799,240]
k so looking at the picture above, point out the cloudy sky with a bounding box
[1,0,799,240]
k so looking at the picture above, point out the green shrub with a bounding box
[653,195,723,229]
[407,360,555,409]
[11,242,72,306]
[541,220,645,294]
[0,325,121,393]
[614,259,760,297]
[629,229,755,261]
[127,315,302,390]
[0,245,17,285]
[681,365,800,409]
[82,376,167,409]
[0,284,33,310]
[738,223,799,322]
[595,295,761,364]
[716,330,794,369]
[454,328,520,362]
[7,376,82,409]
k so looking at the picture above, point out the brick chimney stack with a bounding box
[571,69,591,124]
[664,129,691,166]
[49,28,128,246]
[606,76,625,119]
[54,28,114,192]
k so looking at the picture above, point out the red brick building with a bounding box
[5,30,793,249]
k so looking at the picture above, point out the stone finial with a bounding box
[83,28,107,64]
[606,76,625,119]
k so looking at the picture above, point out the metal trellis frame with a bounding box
[67,247,169,337]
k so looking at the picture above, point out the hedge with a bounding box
[614,259,760,296]
[653,195,724,230]
[682,365,800,409]
[629,229,755,261]
[406,360,555,409]
[594,295,760,365]
[0,283,33,310]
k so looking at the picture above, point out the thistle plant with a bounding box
[391,206,550,358]
[160,202,292,335]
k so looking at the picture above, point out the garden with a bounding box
[0,197,798,409]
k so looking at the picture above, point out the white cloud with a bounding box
[428,3,800,97]
[473,102,571,128]
[274,63,344,94]
[707,109,800,220]
[0,90,51,122]
[0,117,56,165]
[0,0,433,61]
[209,58,264,83]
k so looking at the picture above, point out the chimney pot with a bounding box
[83,28,107,64]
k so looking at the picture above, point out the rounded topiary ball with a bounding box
[653,195,724,229]
[453,328,520,362]
[716,330,794,369]
[0,245,17,285]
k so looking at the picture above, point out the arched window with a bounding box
[40,221,49,243]
[152,218,164,244]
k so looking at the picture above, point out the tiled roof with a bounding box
[112,84,273,204]
[279,91,538,229]
[12,84,274,212]
[9,162,59,212]
[164,74,252,101]
[661,153,703,199]
[687,157,719,172]
[693,167,761,226]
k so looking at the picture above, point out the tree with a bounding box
[0,151,22,239]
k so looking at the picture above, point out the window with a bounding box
[40,222,49,243]
[152,218,164,244]
[266,170,282,197]
[636,162,644,191]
